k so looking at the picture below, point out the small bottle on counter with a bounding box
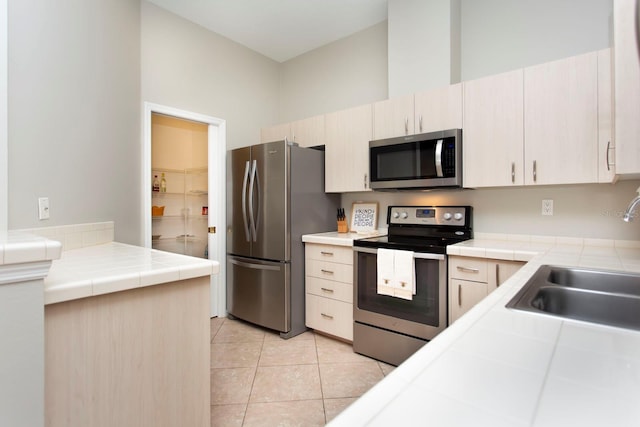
[152,175,160,192]
[160,173,167,193]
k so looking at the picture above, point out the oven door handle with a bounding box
[353,246,445,261]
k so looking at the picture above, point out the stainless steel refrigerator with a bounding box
[226,140,339,338]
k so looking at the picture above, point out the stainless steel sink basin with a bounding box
[507,265,640,330]
[547,267,640,296]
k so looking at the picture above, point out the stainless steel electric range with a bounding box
[352,205,473,366]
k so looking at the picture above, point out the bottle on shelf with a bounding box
[152,175,160,192]
[160,173,167,193]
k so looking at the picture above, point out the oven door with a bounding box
[353,247,447,340]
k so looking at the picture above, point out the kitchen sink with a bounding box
[507,265,640,331]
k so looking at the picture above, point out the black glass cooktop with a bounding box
[353,234,468,254]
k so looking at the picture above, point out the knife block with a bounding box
[337,219,348,233]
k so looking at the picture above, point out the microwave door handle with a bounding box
[241,160,251,242]
[435,139,444,177]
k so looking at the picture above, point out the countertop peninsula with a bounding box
[44,241,219,305]
[330,235,640,426]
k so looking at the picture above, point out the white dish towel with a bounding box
[376,248,396,297]
[376,249,415,300]
[393,249,415,300]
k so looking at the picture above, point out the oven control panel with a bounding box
[388,206,470,226]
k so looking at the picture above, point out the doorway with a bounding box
[143,103,226,317]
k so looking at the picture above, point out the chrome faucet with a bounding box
[623,187,640,222]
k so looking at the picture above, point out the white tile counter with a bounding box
[44,242,219,305]
[301,230,387,246]
[0,230,62,268]
[330,237,640,427]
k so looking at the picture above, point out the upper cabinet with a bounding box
[373,94,414,139]
[373,85,463,140]
[524,51,599,185]
[463,69,524,187]
[614,0,640,176]
[464,50,611,188]
[414,83,463,134]
[291,115,325,148]
[325,104,373,193]
[260,123,291,144]
[598,48,615,183]
[260,114,325,148]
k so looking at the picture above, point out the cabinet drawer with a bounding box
[306,259,353,284]
[305,294,353,341]
[306,276,352,303]
[448,257,488,282]
[305,244,353,265]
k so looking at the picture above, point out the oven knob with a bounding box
[393,211,400,219]
[454,213,464,221]
[400,211,408,219]
[443,212,452,220]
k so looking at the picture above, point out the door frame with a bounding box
[142,102,226,317]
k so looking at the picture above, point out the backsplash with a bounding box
[17,222,114,251]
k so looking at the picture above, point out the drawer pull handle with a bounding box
[321,313,334,320]
[320,251,334,256]
[496,264,500,287]
[320,269,334,274]
[457,266,479,273]
[320,287,334,293]
[458,284,462,307]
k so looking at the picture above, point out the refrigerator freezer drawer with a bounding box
[227,256,290,333]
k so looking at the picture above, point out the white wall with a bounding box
[343,180,640,241]
[0,0,6,232]
[141,1,281,150]
[8,0,141,244]
[461,0,612,81]
[278,0,640,241]
[279,21,388,122]
[388,0,461,97]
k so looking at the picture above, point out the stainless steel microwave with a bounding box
[369,129,462,190]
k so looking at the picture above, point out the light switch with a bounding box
[38,197,50,220]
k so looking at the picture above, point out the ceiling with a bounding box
[147,0,389,63]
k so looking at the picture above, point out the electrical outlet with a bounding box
[38,197,50,220]
[542,199,553,216]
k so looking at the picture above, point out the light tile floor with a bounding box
[210,317,395,426]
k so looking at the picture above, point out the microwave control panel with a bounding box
[388,206,470,227]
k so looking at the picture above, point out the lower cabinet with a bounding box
[448,256,524,323]
[305,243,354,341]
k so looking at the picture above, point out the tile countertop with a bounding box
[0,230,62,265]
[301,229,387,247]
[330,236,640,427]
[44,242,219,305]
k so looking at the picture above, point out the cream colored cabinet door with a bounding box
[373,94,414,139]
[463,69,524,187]
[414,83,462,134]
[291,114,325,148]
[260,123,292,144]
[487,260,525,292]
[598,48,615,183]
[524,51,599,185]
[614,0,640,176]
[449,279,488,323]
[325,104,373,192]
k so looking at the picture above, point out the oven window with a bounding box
[356,251,441,326]
[371,140,437,181]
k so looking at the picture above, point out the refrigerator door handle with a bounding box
[241,160,251,242]
[248,159,258,241]
[229,258,281,271]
